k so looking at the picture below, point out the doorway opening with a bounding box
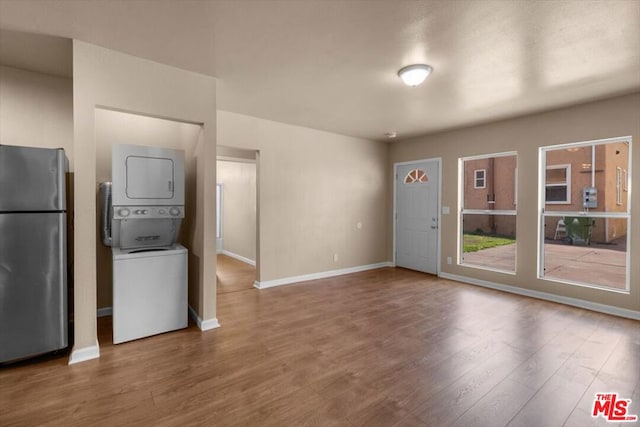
[216,146,259,294]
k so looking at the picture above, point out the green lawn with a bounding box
[463,234,516,253]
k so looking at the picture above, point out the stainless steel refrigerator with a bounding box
[0,144,68,363]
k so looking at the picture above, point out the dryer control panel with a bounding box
[113,205,184,220]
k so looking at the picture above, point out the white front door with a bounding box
[395,160,439,274]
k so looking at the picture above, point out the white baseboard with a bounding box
[101,305,221,330]
[188,305,221,331]
[439,272,640,321]
[221,250,256,266]
[97,307,112,317]
[68,342,100,365]
[255,262,393,289]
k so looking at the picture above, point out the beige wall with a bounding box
[217,160,257,262]
[0,65,76,295]
[72,41,217,356]
[0,65,73,167]
[217,110,389,282]
[95,109,202,309]
[390,92,640,312]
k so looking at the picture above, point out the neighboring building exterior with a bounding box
[463,155,517,238]
[463,141,629,243]
[544,141,629,243]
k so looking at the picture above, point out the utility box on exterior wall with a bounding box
[583,186,597,209]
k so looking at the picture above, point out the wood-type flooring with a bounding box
[216,253,256,294]
[1,267,639,426]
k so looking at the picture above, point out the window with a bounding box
[404,168,428,184]
[539,137,631,292]
[545,165,570,204]
[474,169,486,189]
[460,153,517,273]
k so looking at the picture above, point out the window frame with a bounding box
[545,164,571,204]
[538,136,632,293]
[474,169,486,189]
[616,167,623,205]
[459,151,518,274]
[514,167,518,207]
[404,168,428,184]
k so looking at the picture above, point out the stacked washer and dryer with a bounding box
[101,144,188,344]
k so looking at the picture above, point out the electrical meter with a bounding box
[583,186,597,209]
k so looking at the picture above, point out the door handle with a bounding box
[430,225,438,229]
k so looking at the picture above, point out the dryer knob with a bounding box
[169,207,181,216]
[118,208,130,217]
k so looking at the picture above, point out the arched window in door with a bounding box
[404,168,428,184]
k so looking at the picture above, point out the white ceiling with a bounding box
[1,0,638,141]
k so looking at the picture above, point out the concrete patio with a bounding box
[462,239,627,290]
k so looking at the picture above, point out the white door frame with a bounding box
[216,151,260,282]
[393,158,442,274]
[216,183,223,252]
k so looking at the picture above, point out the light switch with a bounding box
[442,206,450,215]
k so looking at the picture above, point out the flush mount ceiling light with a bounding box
[398,64,433,87]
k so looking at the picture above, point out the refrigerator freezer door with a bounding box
[0,212,67,363]
[0,145,66,212]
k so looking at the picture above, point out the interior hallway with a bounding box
[216,254,255,294]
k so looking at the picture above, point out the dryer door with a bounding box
[112,144,185,206]
[126,156,174,199]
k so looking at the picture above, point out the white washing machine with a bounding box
[104,144,189,344]
[112,244,188,344]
